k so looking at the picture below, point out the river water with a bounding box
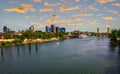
[0,37,120,74]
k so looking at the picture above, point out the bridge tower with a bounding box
[97,28,100,37]
[107,26,110,38]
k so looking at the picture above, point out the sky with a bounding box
[0,0,120,32]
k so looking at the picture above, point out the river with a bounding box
[0,37,120,74]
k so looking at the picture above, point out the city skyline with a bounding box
[0,0,120,32]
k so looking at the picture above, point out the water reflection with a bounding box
[35,43,38,53]
[0,47,4,63]
[28,43,31,54]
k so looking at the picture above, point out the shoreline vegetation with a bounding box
[0,30,67,47]
[0,38,59,47]
[109,29,120,47]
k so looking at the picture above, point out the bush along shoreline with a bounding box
[109,29,120,48]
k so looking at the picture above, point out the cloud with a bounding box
[59,6,79,12]
[106,10,120,15]
[103,16,113,21]
[72,17,82,21]
[46,18,82,24]
[75,13,93,17]
[51,14,58,18]
[33,0,42,3]
[39,8,54,12]
[21,3,35,12]
[85,5,97,11]
[89,20,97,25]
[75,0,80,2]
[97,0,115,4]
[97,14,104,16]
[24,15,36,19]
[44,2,61,7]
[31,22,44,28]
[76,22,83,26]
[45,19,72,24]
[112,3,120,7]
[4,8,26,13]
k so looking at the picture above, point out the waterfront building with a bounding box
[51,24,56,33]
[3,26,8,32]
[56,27,60,33]
[46,26,51,32]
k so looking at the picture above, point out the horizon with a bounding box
[0,0,120,32]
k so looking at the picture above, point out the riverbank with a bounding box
[0,38,60,47]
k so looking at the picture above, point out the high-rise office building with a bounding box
[56,27,60,33]
[51,24,56,33]
[3,26,8,32]
[46,26,51,32]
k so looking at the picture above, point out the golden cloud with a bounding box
[112,3,120,7]
[44,2,61,7]
[89,20,97,25]
[72,17,82,21]
[51,14,58,18]
[4,8,26,13]
[75,13,93,17]
[97,0,114,4]
[75,0,80,2]
[59,6,79,12]
[21,3,35,12]
[103,16,113,21]
[45,20,72,24]
[39,8,54,12]
[46,18,82,24]
[33,0,42,3]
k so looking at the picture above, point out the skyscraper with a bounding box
[3,26,8,32]
[51,24,56,33]
[46,26,51,32]
[56,27,60,33]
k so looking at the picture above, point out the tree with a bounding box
[3,32,11,39]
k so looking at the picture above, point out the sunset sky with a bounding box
[0,0,120,32]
